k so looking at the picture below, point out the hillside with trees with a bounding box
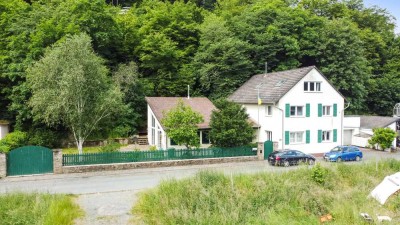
[0,0,399,146]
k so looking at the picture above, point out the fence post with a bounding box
[53,149,63,174]
[257,142,264,160]
[0,153,6,178]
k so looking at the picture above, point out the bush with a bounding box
[0,131,28,153]
[311,163,328,185]
[28,128,61,148]
[149,145,157,151]
[368,127,397,150]
[99,140,121,153]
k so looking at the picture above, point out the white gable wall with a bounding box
[0,124,9,140]
[147,105,167,150]
[242,68,344,154]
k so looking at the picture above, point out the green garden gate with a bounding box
[7,146,53,176]
[264,140,273,160]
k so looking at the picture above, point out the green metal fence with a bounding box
[62,146,256,166]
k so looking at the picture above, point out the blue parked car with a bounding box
[324,146,363,162]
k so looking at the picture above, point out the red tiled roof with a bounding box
[145,97,217,129]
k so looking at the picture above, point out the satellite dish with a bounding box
[394,103,400,117]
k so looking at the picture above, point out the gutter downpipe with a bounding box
[274,103,284,150]
[341,102,351,145]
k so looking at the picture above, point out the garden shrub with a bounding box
[0,131,28,153]
[100,140,121,152]
[28,128,61,148]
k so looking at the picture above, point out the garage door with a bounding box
[343,130,353,145]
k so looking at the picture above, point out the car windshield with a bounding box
[331,146,348,152]
[330,147,341,152]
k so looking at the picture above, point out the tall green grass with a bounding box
[133,160,400,224]
[0,193,83,225]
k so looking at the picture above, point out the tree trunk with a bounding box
[77,139,84,154]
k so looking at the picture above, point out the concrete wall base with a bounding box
[0,153,6,178]
[62,156,258,174]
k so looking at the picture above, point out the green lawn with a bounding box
[0,193,83,225]
[62,146,102,154]
[133,160,400,224]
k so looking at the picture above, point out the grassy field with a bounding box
[133,160,400,224]
[62,146,102,154]
[0,193,83,225]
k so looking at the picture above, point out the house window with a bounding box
[201,131,211,144]
[323,106,331,116]
[290,131,304,144]
[290,106,304,117]
[170,138,177,145]
[304,81,321,92]
[266,105,272,116]
[322,130,331,142]
[265,131,272,141]
[151,115,155,145]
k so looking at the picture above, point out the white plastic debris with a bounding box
[377,215,392,222]
[360,213,373,222]
[370,172,400,205]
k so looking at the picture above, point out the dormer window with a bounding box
[304,81,321,92]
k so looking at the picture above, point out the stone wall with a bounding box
[62,156,258,174]
[0,153,6,178]
[53,149,63,174]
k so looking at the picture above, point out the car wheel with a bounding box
[355,156,361,161]
[308,159,315,165]
[337,157,342,163]
[283,160,290,167]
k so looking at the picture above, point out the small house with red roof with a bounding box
[145,97,216,149]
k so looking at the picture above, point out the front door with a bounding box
[264,140,273,160]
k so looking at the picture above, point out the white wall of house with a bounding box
[243,68,344,154]
[147,105,167,150]
[344,117,397,148]
[0,124,9,140]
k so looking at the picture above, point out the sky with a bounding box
[363,0,400,34]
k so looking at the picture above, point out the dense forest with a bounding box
[0,0,399,144]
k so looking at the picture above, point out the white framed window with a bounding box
[304,81,321,92]
[290,106,304,117]
[322,130,331,142]
[151,115,156,145]
[266,105,272,116]
[265,131,272,141]
[290,131,304,144]
[323,105,331,116]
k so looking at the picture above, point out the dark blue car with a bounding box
[324,146,363,162]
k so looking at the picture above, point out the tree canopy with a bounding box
[1,0,400,147]
[161,100,204,149]
[209,99,254,147]
[27,33,124,153]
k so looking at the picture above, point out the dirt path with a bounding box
[75,190,139,225]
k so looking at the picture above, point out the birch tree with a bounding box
[27,33,124,154]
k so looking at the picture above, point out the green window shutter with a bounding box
[285,104,290,117]
[318,104,322,117]
[285,131,290,145]
[333,129,337,142]
[306,130,310,144]
[306,104,310,117]
[333,104,337,117]
[318,130,322,143]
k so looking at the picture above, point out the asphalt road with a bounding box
[1,149,399,224]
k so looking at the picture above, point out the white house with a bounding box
[0,121,9,140]
[145,97,216,150]
[229,66,345,154]
[344,116,400,148]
